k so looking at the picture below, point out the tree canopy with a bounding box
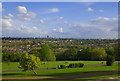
[18,53,41,75]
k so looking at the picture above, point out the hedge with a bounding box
[69,63,84,68]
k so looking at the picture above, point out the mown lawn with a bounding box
[2,61,118,71]
[2,65,118,77]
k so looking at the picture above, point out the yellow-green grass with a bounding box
[2,61,118,71]
[2,65,118,77]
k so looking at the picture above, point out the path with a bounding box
[88,76,120,81]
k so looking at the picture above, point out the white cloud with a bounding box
[2,19,12,27]
[16,6,27,14]
[40,19,44,24]
[2,18,14,30]
[52,28,57,32]
[18,25,38,33]
[42,8,59,14]
[16,11,36,21]
[0,3,2,12]
[52,27,63,33]
[4,13,14,19]
[88,8,94,11]
[83,2,95,6]
[56,16,63,20]
[59,27,63,33]
[17,25,47,36]
[64,17,117,39]
[48,8,59,13]
[99,10,104,12]
[16,6,36,21]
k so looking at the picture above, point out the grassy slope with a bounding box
[2,65,118,77]
[2,61,118,71]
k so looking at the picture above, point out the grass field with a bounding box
[2,64,118,77]
[2,61,118,71]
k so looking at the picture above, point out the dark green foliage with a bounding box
[60,65,66,69]
[105,47,115,56]
[29,44,56,61]
[77,47,92,61]
[106,55,115,66]
[114,44,120,60]
[2,50,22,62]
[69,63,84,68]
[57,48,78,61]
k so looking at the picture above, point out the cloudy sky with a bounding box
[2,2,118,39]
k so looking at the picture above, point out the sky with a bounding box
[1,2,118,39]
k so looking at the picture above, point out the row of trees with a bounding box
[2,44,118,63]
[2,44,56,62]
[56,46,118,61]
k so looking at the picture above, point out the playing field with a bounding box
[2,65,118,77]
[2,61,118,71]
[2,61,119,81]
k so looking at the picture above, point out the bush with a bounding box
[69,63,84,68]
[106,55,115,66]
[60,65,66,69]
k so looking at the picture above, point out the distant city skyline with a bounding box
[2,2,118,39]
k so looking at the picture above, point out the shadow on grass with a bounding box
[1,79,88,81]
[2,70,117,77]
[2,73,23,76]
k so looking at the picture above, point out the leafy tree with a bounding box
[91,47,107,60]
[63,48,77,61]
[29,44,56,61]
[85,47,92,60]
[105,47,115,56]
[106,55,115,66]
[77,47,92,61]
[114,44,120,60]
[40,44,56,61]
[18,53,41,75]
[2,51,11,66]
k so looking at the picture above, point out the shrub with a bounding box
[106,55,115,66]
[69,63,84,68]
[60,65,66,69]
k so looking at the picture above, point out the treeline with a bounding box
[2,44,119,62]
[2,44,56,62]
[56,46,118,61]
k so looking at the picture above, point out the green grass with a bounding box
[2,61,118,71]
[2,65,118,77]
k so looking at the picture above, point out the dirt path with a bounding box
[2,71,119,80]
[88,76,120,81]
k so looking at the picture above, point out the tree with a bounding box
[91,47,107,60]
[2,50,11,66]
[77,47,92,61]
[85,47,92,60]
[40,44,56,61]
[106,55,115,66]
[18,53,41,75]
[105,47,115,56]
[114,44,120,60]
[63,48,77,61]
